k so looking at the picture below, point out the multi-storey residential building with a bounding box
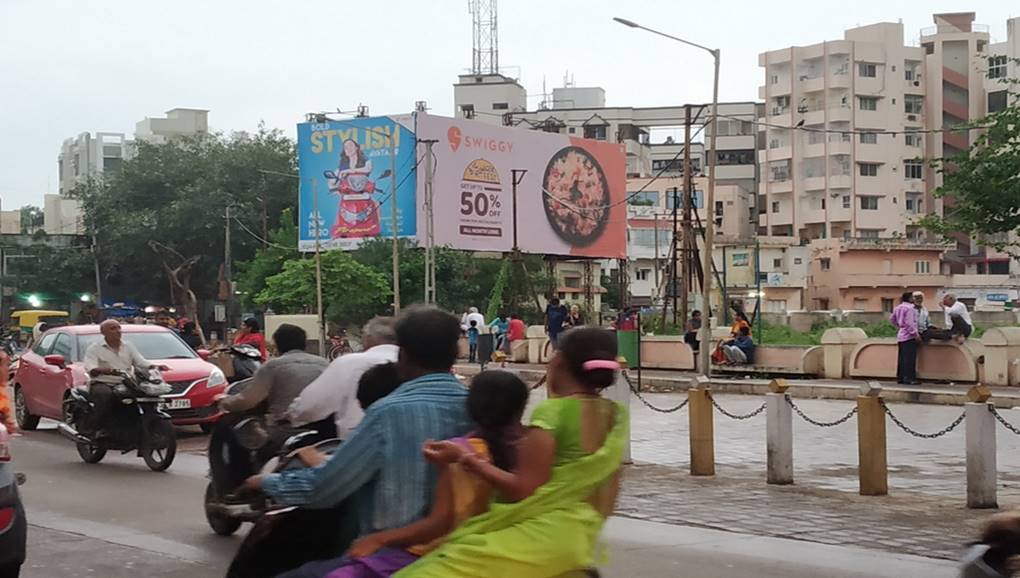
[758,22,927,241]
[715,237,809,314]
[135,108,209,145]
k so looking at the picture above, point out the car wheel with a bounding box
[143,419,177,472]
[76,442,106,464]
[204,482,242,536]
[13,386,39,431]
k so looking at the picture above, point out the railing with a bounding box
[921,23,990,36]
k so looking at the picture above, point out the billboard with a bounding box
[415,113,626,259]
[297,116,416,251]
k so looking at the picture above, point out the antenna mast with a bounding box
[469,0,498,74]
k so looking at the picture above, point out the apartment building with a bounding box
[135,108,209,145]
[715,237,809,314]
[758,22,927,241]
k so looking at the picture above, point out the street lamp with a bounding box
[614,16,721,377]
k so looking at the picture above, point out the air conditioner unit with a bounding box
[913,81,920,86]
[907,114,918,121]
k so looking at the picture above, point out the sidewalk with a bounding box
[455,362,1020,407]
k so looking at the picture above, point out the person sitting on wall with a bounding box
[721,326,755,365]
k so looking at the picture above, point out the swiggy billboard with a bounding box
[416,113,626,259]
[297,116,416,251]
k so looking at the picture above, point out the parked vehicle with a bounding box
[58,367,177,471]
[0,422,27,577]
[12,324,228,433]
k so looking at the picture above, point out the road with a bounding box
[13,418,960,577]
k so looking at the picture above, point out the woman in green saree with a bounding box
[396,327,629,578]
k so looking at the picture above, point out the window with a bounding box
[773,258,783,269]
[906,197,922,213]
[858,62,877,77]
[715,201,724,216]
[558,292,567,300]
[492,102,509,110]
[858,96,878,111]
[33,333,57,356]
[859,196,879,210]
[859,132,878,144]
[732,253,749,267]
[630,228,671,248]
[583,125,607,140]
[716,150,755,165]
[769,160,790,182]
[769,73,780,85]
[842,195,851,209]
[51,333,72,359]
[635,269,650,282]
[564,276,581,289]
[794,257,803,265]
[988,90,1008,113]
[859,229,880,239]
[772,201,780,213]
[819,258,831,271]
[905,66,917,81]
[881,298,895,313]
[904,160,923,180]
[666,189,703,210]
[905,132,923,147]
[989,55,1008,79]
[915,260,931,274]
[904,95,923,115]
[859,163,879,177]
[628,191,659,206]
[652,158,683,173]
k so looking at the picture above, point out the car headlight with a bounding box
[206,368,227,389]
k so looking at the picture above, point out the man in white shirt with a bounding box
[287,316,398,438]
[942,293,974,343]
[461,307,485,332]
[82,320,161,431]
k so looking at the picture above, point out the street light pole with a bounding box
[613,16,720,377]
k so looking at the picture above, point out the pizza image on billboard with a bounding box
[542,146,611,247]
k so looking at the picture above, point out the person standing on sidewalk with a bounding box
[890,292,921,385]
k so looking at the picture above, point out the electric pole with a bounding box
[390,125,401,313]
[422,139,437,304]
[224,204,233,327]
[680,104,693,330]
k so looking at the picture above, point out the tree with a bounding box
[1,237,95,310]
[921,62,1020,254]
[235,208,299,309]
[253,251,390,327]
[71,128,297,304]
[19,206,43,234]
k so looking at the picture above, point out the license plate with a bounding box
[160,398,191,410]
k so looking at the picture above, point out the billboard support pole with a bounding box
[390,127,400,313]
[509,169,541,314]
[312,178,326,356]
[422,140,437,305]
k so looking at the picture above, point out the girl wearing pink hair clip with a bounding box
[394,327,628,578]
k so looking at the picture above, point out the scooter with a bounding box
[215,343,262,383]
[203,378,337,536]
[323,169,392,238]
[58,368,178,472]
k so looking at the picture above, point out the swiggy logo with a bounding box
[448,126,462,152]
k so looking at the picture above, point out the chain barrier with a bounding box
[710,395,767,420]
[784,394,858,427]
[879,399,965,439]
[621,372,689,414]
[989,406,1020,436]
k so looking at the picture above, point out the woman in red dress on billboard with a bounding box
[328,138,381,239]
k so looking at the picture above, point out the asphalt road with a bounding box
[12,420,960,578]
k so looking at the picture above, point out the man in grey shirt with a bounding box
[219,324,328,425]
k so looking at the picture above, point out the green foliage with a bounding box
[2,237,95,309]
[253,250,390,327]
[19,206,43,234]
[235,208,299,309]
[486,261,510,320]
[920,64,1020,252]
[71,128,297,303]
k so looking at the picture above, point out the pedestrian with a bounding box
[544,297,568,349]
[942,293,974,344]
[180,321,203,349]
[466,320,480,363]
[507,314,526,354]
[889,291,921,385]
[488,312,510,354]
[462,307,484,332]
[684,310,702,354]
[563,304,584,329]
[913,292,933,342]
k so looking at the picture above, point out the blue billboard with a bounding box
[297,116,416,251]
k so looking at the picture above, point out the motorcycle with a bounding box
[57,368,178,472]
[204,378,337,536]
[217,343,262,383]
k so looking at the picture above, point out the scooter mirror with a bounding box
[323,170,337,180]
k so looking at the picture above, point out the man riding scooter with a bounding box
[213,324,328,496]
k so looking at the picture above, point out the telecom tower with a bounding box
[470,0,498,75]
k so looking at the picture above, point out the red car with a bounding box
[12,324,227,432]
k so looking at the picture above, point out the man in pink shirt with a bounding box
[889,291,921,385]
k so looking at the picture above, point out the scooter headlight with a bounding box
[206,368,227,389]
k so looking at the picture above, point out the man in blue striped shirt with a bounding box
[245,306,471,539]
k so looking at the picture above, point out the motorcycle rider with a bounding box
[83,319,164,434]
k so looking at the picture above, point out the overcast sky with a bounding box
[0,0,1015,208]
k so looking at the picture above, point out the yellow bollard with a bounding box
[857,384,888,496]
[688,385,715,476]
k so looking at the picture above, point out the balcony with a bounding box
[829,174,851,189]
[800,207,827,225]
[803,142,826,158]
[829,74,850,89]
[768,179,794,194]
[803,176,826,191]
[828,138,851,156]
[828,106,852,123]
[801,109,825,126]
[800,76,825,93]
[766,145,792,160]
[840,273,949,289]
